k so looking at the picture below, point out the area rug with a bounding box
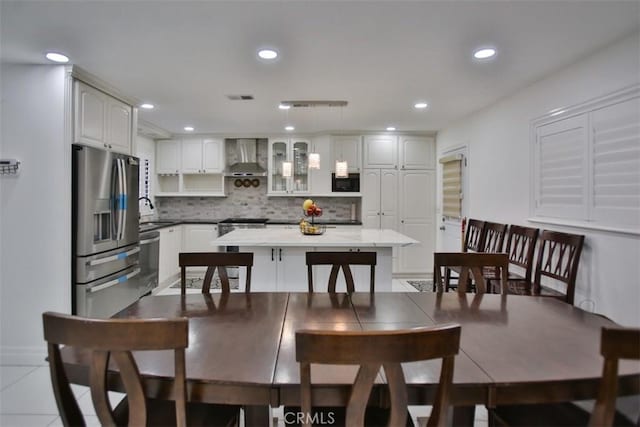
[170,276,239,290]
[406,280,434,292]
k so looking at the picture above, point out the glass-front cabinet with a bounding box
[268,137,310,195]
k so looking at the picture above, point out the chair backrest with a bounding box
[42,312,188,427]
[482,221,507,253]
[533,230,585,304]
[306,251,376,293]
[503,225,539,283]
[434,252,509,295]
[179,252,253,294]
[589,327,640,427]
[295,324,461,427]
[464,219,486,252]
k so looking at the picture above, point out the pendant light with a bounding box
[335,105,349,177]
[308,107,320,169]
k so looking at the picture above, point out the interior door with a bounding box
[438,146,467,252]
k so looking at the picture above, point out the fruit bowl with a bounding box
[301,223,326,235]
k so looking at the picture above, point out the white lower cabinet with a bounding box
[182,224,219,252]
[251,247,308,291]
[158,225,183,286]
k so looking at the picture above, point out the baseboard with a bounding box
[1,345,48,366]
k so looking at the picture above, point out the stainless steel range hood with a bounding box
[224,139,267,177]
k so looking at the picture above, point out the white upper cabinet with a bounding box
[398,136,435,169]
[363,135,398,168]
[181,138,224,173]
[332,135,362,172]
[73,80,132,154]
[156,140,181,174]
[268,137,311,195]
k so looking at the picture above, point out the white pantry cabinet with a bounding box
[398,136,435,170]
[397,170,436,273]
[362,169,399,230]
[158,225,182,286]
[73,80,133,154]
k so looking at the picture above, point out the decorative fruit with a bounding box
[314,207,322,217]
[302,199,314,211]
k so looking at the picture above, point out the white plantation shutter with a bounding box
[591,97,640,227]
[532,87,640,232]
[535,115,588,219]
[440,154,463,219]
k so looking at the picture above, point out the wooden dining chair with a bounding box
[306,251,376,293]
[489,327,640,427]
[296,324,461,427]
[179,252,253,294]
[437,219,488,292]
[434,252,509,295]
[530,230,585,305]
[489,225,539,295]
[42,311,239,427]
[481,221,508,253]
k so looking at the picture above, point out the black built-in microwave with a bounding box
[332,173,360,192]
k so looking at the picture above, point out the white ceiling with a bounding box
[1,1,639,136]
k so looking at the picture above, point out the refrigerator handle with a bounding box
[120,158,127,239]
[89,268,141,293]
[111,158,119,240]
[117,158,125,241]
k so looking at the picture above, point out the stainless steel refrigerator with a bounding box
[72,144,147,318]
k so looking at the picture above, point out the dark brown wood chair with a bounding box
[531,230,585,305]
[434,252,509,295]
[489,327,640,427]
[439,218,488,292]
[296,324,461,427]
[179,252,253,294]
[489,225,539,295]
[464,218,487,252]
[306,251,376,293]
[482,221,508,253]
[42,311,239,427]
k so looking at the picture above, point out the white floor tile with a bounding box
[1,366,37,391]
[75,390,125,416]
[48,414,101,426]
[0,414,58,427]
[0,367,86,415]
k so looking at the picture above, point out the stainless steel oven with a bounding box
[218,218,268,278]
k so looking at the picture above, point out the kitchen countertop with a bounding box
[212,228,417,247]
[139,218,362,232]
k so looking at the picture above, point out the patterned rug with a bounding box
[170,276,239,290]
[406,280,434,292]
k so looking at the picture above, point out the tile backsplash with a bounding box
[156,178,360,221]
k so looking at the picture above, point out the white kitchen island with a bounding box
[213,228,417,292]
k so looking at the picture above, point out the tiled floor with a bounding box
[1,279,488,427]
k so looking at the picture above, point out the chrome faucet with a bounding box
[138,196,154,209]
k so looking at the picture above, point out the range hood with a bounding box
[224,139,267,177]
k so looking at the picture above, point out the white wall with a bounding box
[0,65,70,364]
[436,33,640,326]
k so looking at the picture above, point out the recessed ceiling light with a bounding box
[184,126,195,132]
[278,104,291,110]
[473,48,497,59]
[258,49,278,60]
[140,103,155,109]
[285,125,295,131]
[414,102,428,109]
[45,52,69,63]
[386,127,396,131]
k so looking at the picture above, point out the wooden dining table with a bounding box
[60,292,640,426]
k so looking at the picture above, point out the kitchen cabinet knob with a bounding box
[382,212,385,215]
[439,226,446,230]
[377,212,380,216]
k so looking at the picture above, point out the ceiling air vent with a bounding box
[280,100,348,108]
[227,95,254,100]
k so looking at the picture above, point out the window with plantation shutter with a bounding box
[440,154,463,219]
[532,86,640,232]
